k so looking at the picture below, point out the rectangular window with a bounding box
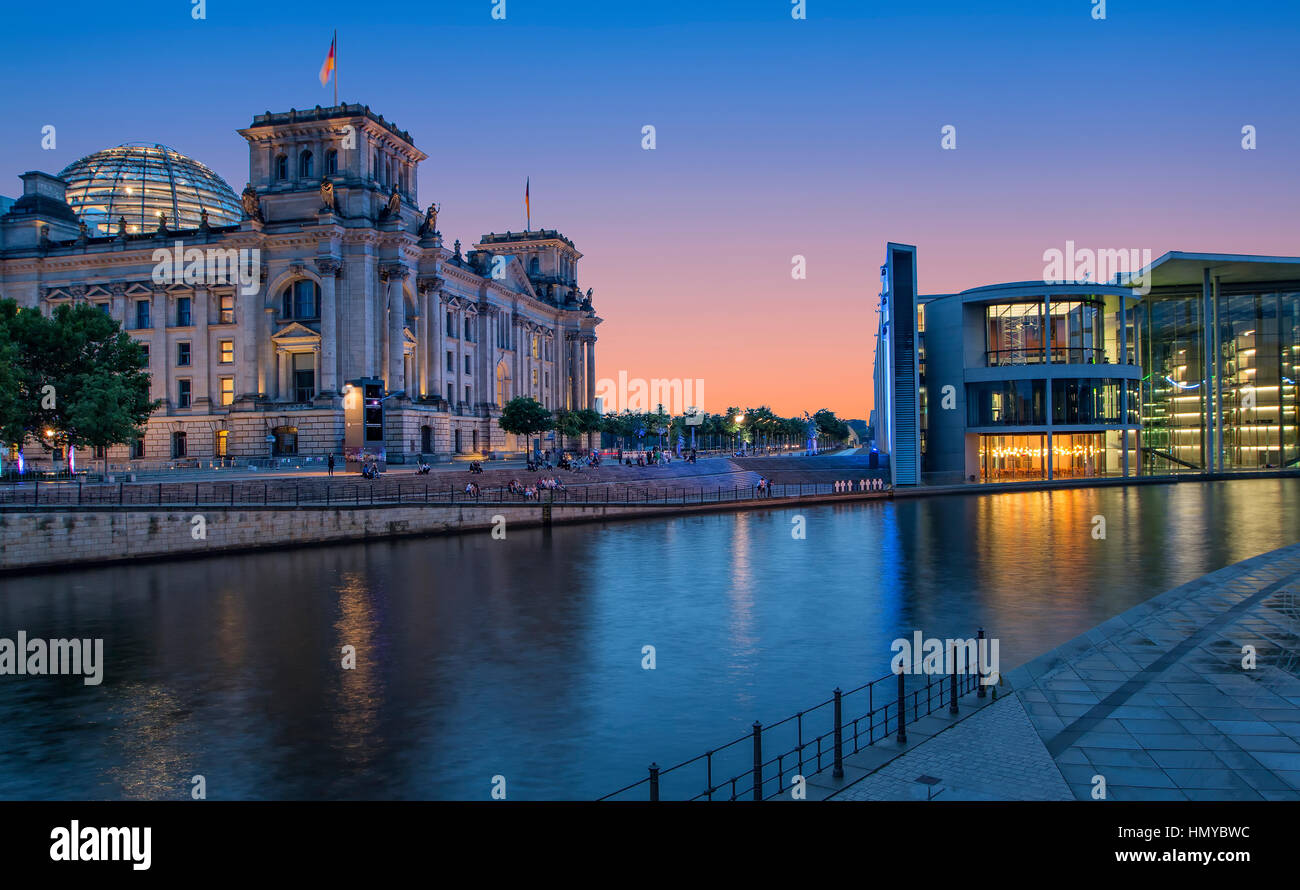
[131,438,145,459]
[447,383,454,403]
[464,355,472,375]
[140,344,150,364]
[464,317,472,341]
[177,342,191,366]
[177,297,192,327]
[219,340,234,363]
[531,335,539,358]
[465,385,471,404]
[135,300,151,329]
[447,311,455,338]
[446,350,454,372]
[98,302,110,315]
[219,294,235,324]
[220,377,235,406]
[292,353,315,402]
[178,379,192,409]
[215,430,228,457]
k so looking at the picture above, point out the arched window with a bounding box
[281,279,320,319]
[275,155,288,181]
[529,256,540,275]
[326,149,338,175]
[496,361,509,407]
[299,151,313,179]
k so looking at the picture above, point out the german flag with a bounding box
[319,33,336,87]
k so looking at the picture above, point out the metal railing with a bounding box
[985,347,1106,366]
[0,477,893,509]
[599,633,990,801]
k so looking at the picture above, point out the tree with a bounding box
[498,396,553,452]
[813,409,851,447]
[0,301,24,452]
[574,407,602,451]
[0,299,154,474]
[51,303,155,474]
[554,409,584,447]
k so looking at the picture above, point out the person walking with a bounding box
[327,453,335,477]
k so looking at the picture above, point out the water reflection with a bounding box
[0,478,1297,800]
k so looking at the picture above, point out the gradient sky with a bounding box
[2,0,1297,420]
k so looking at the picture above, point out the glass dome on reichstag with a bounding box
[59,143,242,236]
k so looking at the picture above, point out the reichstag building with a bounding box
[0,104,601,464]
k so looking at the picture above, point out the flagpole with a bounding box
[333,29,338,106]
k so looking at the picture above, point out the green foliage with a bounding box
[0,299,156,469]
[498,396,554,437]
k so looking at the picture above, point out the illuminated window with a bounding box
[220,377,234,406]
[219,340,234,363]
[215,429,228,457]
[219,294,234,324]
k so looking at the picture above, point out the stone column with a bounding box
[432,293,445,402]
[314,257,341,395]
[109,283,126,325]
[380,263,408,395]
[150,289,167,403]
[416,288,429,398]
[259,307,274,396]
[277,347,290,400]
[585,336,596,410]
[193,286,210,409]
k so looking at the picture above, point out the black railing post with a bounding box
[648,763,660,802]
[949,641,959,714]
[977,628,987,698]
[832,687,845,779]
[752,721,763,801]
[896,672,907,743]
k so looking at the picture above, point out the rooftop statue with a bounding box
[418,202,439,237]
[240,184,262,222]
[319,179,336,213]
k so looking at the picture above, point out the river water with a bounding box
[2,477,1297,799]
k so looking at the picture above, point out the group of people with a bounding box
[621,448,676,467]
[505,475,567,500]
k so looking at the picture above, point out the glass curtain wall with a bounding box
[1139,292,1205,473]
[1218,289,1300,469]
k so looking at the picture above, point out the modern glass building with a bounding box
[872,245,1300,484]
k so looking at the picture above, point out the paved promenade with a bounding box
[831,543,1300,801]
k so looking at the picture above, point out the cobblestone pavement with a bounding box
[832,543,1300,801]
[832,694,1072,800]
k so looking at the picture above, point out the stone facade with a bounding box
[0,104,602,467]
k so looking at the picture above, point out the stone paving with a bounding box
[829,542,1300,801]
[833,693,1072,800]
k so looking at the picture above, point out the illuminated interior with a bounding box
[59,143,242,235]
